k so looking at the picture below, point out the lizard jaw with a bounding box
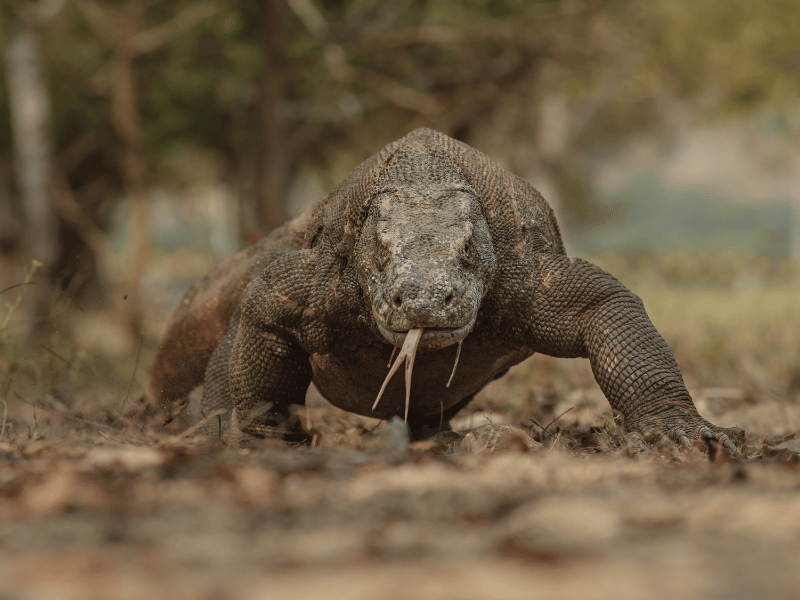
[375,318,474,350]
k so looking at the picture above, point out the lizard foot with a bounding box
[625,411,745,456]
[231,405,311,446]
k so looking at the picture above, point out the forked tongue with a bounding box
[372,328,424,422]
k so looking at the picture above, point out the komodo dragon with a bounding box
[150,128,744,452]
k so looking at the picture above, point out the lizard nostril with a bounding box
[444,292,454,305]
[392,294,403,309]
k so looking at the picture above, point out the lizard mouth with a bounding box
[372,326,466,422]
[376,319,474,350]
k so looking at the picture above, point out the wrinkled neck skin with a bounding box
[355,178,497,352]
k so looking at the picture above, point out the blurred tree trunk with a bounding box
[67,0,223,331]
[111,0,147,337]
[254,0,288,234]
[791,199,800,265]
[5,23,57,318]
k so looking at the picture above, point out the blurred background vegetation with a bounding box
[0,0,798,426]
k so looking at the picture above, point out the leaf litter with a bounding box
[0,391,799,600]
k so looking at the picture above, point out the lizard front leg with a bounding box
[229,326,312,443]
[523,254,745,453]
[226,270,315,444]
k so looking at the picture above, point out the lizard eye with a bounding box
[376,240,391,270]
[459,237,475,266]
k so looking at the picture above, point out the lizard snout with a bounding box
[389,277,455,314]
[386,274,460,326]
[374,263,483,348]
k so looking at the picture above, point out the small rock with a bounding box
[369,416,410,463]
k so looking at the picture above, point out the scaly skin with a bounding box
[150,128,745,452]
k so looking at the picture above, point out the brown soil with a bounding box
[1,384,799,600]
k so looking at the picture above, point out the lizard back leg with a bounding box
[195,306,241,440]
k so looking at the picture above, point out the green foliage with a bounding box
[7,0,800,165]
[651,0,800,113]
[1,0,798,255]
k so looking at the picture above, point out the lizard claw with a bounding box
[723,438,738,453]
[625,432,649,452]
[669,428,691,448]
[699,425,739,456]
[627,417,745,456]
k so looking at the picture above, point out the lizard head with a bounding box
[356,173,496,351]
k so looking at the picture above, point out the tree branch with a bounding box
[132,1,223,55]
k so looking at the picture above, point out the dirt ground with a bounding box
[2,381,800,600]
[2,255,800,600]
